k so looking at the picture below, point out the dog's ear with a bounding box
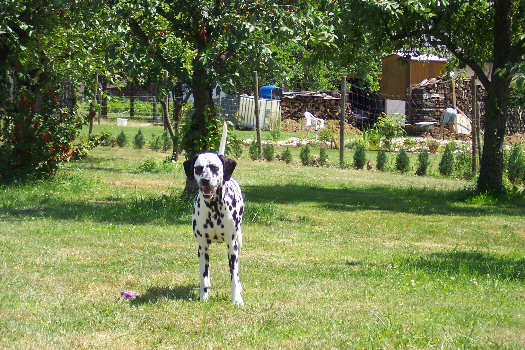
[219,155,236,181]
[183,157,196,178]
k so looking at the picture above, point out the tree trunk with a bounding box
[101,77,108,119]
[170,82,185,161]
[477,0,513,193]
[182,60,215,197]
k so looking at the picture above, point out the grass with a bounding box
[1,129,524,348]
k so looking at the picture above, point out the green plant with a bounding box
[263,143,275,161]
[116,131,127,147]
[319,148,329,166]
[138,158,157,172]
[395,149,410,173]
[300,145,313,166]
[281,148,292,164]
[507,143,524,185]
[416,149,430,176]
[375,113,406,150]
[162,131,172,152]
[225,131,243,159]
[363,129,381,150]
[149,134,162,151]
[376,150,388,171]
[439,143,455,176]
[270,127,281,142]
[249,140,260,160]
[426,138,439,153]
[134,129,146,149]
[455,146,473,179]
[353,143,366,169]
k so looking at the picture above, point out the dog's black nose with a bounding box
[201,179,210,186]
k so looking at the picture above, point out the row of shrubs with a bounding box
[98,129,173,151]
[246,140,511,180]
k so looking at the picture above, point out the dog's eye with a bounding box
[209,165,219,174]
[194,166,203,175]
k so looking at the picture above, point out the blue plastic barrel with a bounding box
[260,85,279,99]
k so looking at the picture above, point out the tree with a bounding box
[347,0,525,193]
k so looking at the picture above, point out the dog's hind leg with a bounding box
[227,239,244,306]
[198,244,211,301]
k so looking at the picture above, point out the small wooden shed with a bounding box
[380,53,447,99]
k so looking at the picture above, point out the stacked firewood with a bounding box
[280,91,353,121]
[407,76,486,125]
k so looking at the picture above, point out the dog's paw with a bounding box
[199,288,209,302]
[232,295,244,306]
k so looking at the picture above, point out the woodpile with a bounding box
[280,91,353,122]
[407,76,486,126]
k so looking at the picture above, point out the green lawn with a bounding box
[1,137,524,348]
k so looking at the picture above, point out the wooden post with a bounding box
[471,77,478,173]
[253,71,262,159]
[476,101,482,160]
[96,74,101,125]
[340,76,346,168]
[451,78,457,108]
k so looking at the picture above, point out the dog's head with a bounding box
[183,152,237,199]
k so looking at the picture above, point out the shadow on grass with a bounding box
[131,285,198,305]
[398,250,525,281]
[2,182,523,225]
[243,184,525,217]
[1,194,193,225]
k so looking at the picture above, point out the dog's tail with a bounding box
[218,121,228,156]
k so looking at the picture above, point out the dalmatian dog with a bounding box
[183,151,244,306]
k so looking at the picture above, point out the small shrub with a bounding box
[270,127,281,142]
[319,148,329,166]
[353,143,366,169]
[138,158,157,172]
[249,140,260,160]
[439,143,455,176]
[395,149,410,173]
[149,134,162,151]
[455,146,473,179]
[116,131,127,147]
[300,145,312,166]
[375,113,406,150]
[507,143,525,185]
[426,138,439,153]
[100,130,114,147]
[225,131,243,159]
[134,129,145,149]
[281,148,292,164]
[162,131,172,152]
[376,150,388,171]
[263,143,275,161]
[416,149,430,176]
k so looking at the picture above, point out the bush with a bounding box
[353,143,366,169]
[249,140,260,160]
[225,131,243,159]
[319,148,329,166]
[375,113,406,150]
[149,134,162,151]
[507,143,525,185]
[181,107,221,158]
[455,146,473,179]
[395,149,410,173]
[138,158,157,172]
[439,143,455,176]
[376,150,388,171]
[116,130,127,147]
[270,127,281,142]
[162,131,172,152]
[426,138,439,153]
[281,148,292,164]
[416,149,430,176]
[134,129,145,149]
[300,145,313,166]
[263,143,275,161]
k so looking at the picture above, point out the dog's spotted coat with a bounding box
[184,151,244,305]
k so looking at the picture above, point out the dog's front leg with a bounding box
[198,244,210,301]
[227,239,244,306]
